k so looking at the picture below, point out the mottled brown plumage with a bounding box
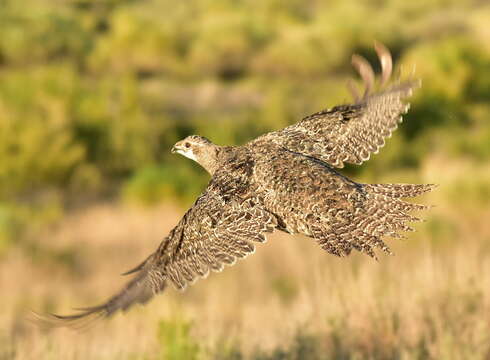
[39,43,435,326]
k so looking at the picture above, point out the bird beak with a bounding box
[171,145,178,154]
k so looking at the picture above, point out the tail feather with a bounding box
[363,182,436,239]
[315,182,436,259]
[365,183,437,198]
[374,195,431,213]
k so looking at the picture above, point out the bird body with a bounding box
[41,43,435,325]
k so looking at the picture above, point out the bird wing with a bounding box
[250,147,435,260]
[252,43,420,168]
[39,170,276,327]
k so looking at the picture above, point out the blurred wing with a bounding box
[39,171,276,327]
[253,43,420,168]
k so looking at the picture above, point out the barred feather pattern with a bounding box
[40,166,277,326]
[161,195,277,291]
[252,43,420,168]
[297,184,434,259]
[37,43,436,328]
[252,146,435,260]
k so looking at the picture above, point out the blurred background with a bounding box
[1,0,490,359]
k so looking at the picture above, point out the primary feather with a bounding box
[39,43,435,327]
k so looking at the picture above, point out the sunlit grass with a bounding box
[1,1,490,358]
[2,161,490,359]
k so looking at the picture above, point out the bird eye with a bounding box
[184,142,191,148]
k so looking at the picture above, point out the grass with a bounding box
[2,158,490,359]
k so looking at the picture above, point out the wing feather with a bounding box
[251,43,420,168]
[37,171,277,327]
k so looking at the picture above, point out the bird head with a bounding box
[171,135,220,174]
[171,135,211,161]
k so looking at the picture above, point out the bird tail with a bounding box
[312,182,436,259]
[363,183,437,200]
[346,182,436,257]
[360,182,437,237]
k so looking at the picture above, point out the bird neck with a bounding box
[195,144,222,176]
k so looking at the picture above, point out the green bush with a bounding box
[157,317,201,360]
[1,0,490,251]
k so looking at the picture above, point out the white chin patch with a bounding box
[177,149,197,162]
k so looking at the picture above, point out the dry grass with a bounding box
[2,159,490,359]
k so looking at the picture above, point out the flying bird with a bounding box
[40,43,435,326]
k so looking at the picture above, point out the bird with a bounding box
[38,42,435,326]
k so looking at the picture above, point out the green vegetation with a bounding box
[157,317,201,360]
[1,0,489,207]
[1,0,489,255]
[1,1,490,357]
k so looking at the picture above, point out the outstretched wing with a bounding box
[38,171,276,326]
[252,43,420,168]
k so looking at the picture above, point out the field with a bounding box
[1,0,490,359]
[2,156,490,359]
